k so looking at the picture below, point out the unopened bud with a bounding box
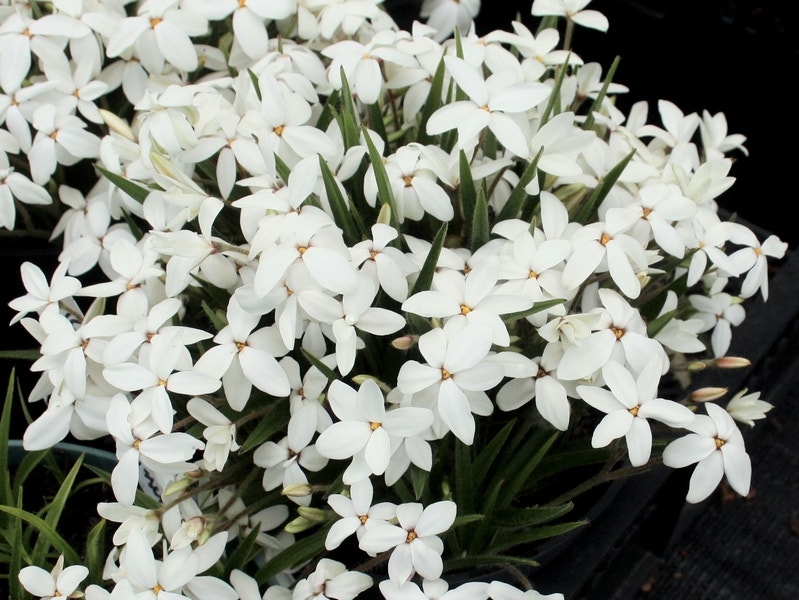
[163,476,194,497]
[685,361,707,372]
[351,374,392,394]
[297,506,327,522]
[690,387,728,403]
[284,516,315,534]
[377,203,392,225]
[714,356,751,369]
[391,334,416,351]
[99,109,136,141]
[282,483,313,498]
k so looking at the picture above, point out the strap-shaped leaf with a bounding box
[459,149,476,227]
[501,298,565,324]
[95,165,150,204]
[339,69,361,149]
[409,222,448,295]
[539,54,572,126]
[317,88,341,133]
[409,464,428,501]
[455,439,474,515]
[573,149,636,223]
[416,57,446,145]
[490,503,575,528]
[32,454,85,563]
[361,124,400,232]
[470,187,490,253]
[238,400,291,454]
[582,55,621,131]
[222,525,262,577]
[473,419,517,487]
[0,505,81,565]
[490,519,588,553]
[444,554,541,572]
[318,155,361,244]
[368,101,388,147]
[647,308,677,338]
[496,148,543,222]
[255,526,329,584]
[0,371,14,505]
[496,430,559,508]
[84,519,107,586]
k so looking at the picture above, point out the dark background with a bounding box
[388,0,799,248]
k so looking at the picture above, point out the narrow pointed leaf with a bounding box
[496,148,543,222]
[239,400,291,454]
[417,57,446,145]
[459,149,476,229]
[361,124,400,232]
[574,149,636,223]
[318,155,360,245]
[409,222,447,295]
[583,55,621,131]
[455,439,474,515]
[95,165,150,204]
[339,69,360,149]
[490,503,575,527]
[490,520,588,553]
[255,527,328,583]
[502,298,565,323]
[473,419,516,487]
[33,453,84,563]
[0,505,81,565]
[470,187,489,253]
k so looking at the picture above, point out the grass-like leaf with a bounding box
[409,222,447,295]
[573,149,636,223]
[495,148,543,222]
[361,124,400,232]
[0,506,80,565]
[470,187,490,253]
[255,526,328,584]
[95,165,150,204]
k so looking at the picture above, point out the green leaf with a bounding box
[201,300,227,332]
[84,519,107,586]
[573,149,636,223]
[459,149,477,231]
[247,68,262,100]
[490,519,588,553]
[409,464,428,501]
[338,69,361,149]
[496,430,560,508]
[318,155,361,245]
[472,419,516,489]
[274,153,292,183]
[490,503,575,527]
[0,506,81,565]
[32,454,84,563]
[470,187,489,254]
[582,55,621,131]
[95,165,150,204]
[495,148,543,222]
[539,55,573,125]
[368,101,388,147]
[444,554,541,572]
[301,348,338,384]
[239,400,291,454]
[255,527,328,584]
[223,525,262,576]
[647,308,677,338]
[317,88,340,133]
[0,371,15,505]
[416,57,446,145]
[409,222,448,295]
[0,350,42,361]
[501,298,566,324]
[452,513,485,528]
[361,124,400,232]
[454,440,474,515]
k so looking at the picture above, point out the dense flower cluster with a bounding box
[4,0,784,599]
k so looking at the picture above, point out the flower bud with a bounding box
[391,334,417,351]
[282,483,313,497]
[297,506,327,522]
[714,356,752,369]
[163,476,195,497]
[284,516,315,534]
[99,109,136,141]
[685,361,707,372]
[377,203,392,225]
[690,387,728,403]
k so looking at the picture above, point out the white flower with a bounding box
[531,0,608,32]
[689,289,745,358]
[8,260,81,324]
[397,319,504,445]
[299,272,406,375]
[315,379,434,481]
[18,555,88,600]
[420,0,481,42]
[426,56,550,157]
[325,478,397,551]
[725,389,773,428]
[359,500,456,586]
[187,396,240,471]
[487,580,564,600]
[292,558,373,600]
[577,358,695,466]
[193,297,291,410]
[663,402,752,503]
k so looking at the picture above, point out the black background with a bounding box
[388,0,799,248]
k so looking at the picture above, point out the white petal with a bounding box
[591,410,632,447]
[686,452,725,503]
[154,21,198,71]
